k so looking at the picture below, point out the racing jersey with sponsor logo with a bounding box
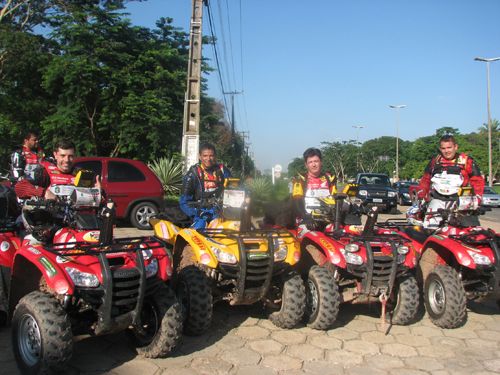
[10,146,44,182]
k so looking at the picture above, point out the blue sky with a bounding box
[125,0,500,171]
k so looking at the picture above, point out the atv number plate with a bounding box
[223,189,245,208]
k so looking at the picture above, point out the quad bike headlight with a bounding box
[358,190,368,197]
[273,238,288,262]
[145,258,159,278]
[344,243,360,252]
[466,250,492,266]
[341,250,363,265]
[66,267,100,288]
[211,246,237,264]
[397,245,409,255]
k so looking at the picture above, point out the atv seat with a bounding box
[403,226,432,244]
[157,205,192,228]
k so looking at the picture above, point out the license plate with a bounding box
[373,198,383,203]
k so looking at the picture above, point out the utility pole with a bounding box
[239,131,249,178]
[223,91,242,137]
[181,0,205,170]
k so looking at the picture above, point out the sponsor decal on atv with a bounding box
[27,246,41,255]
[192,236,206,250]
[83,231,100,242]
[39,256,57,277]
[319,238,334,251]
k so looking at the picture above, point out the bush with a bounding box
[149,157,183,197]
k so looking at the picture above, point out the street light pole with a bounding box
[475,56,500,187]
[389,105,406,182]
[352,125,364,170]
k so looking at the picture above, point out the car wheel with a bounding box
[130,202,159,230]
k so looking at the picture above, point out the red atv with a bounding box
[0,186,182,374]
[266,193,420,330]
[392,190,500,328]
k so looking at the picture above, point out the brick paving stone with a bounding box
[364,354,404,370]
[327,327,360,341]
[239,317,260,327]
[388,369,429,375]
[257,319,282,331]
[108,359,160,375]
[380,324,412,336]
[442,356,485,373]
[261,355,302,372]
[308,335,342,350]
[231,365,277,375]
[410,325,444,337]
[248,339,283,355]
[190,356,233,375]
[360,331,396,344]
[380,343,418,357]
[343,320,378,333]
[347,365,387,375]
[270,330,307,345]
[325,350,364,368]
[482,321,500,331]
[294,325,327,336]
[394,333,431,347]
[465,338,499,349]
[220,347,261,366]
[430,336,467,349]
[484,358,500,372]
[476,330,500,341]
[343,340,380,355]
[416,344,456,359]
[235,326,270,340]
[443,328,478,339]
[286,343,324,361]
[215,334,247,350]
[158,368,197,375]
[302,360,345,374]
[403,356,445,372]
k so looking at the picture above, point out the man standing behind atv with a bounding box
[291,147,337,237]
[180,143,231,229]
[416,134,485,228]
[10,130,44,184]
[14,139,100,200]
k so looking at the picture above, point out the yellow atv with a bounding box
[150,179,305,335]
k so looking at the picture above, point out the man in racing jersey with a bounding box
[416,134,485,228]
[10,131,44,183]
[14,139,100,201]
[291,147,337,237]
[179,143,231,229]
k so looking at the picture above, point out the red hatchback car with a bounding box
[74,157,164,229]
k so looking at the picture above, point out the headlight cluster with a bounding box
[340,244,363,265]
[211,246,237,264]
[66,267,99,288]
[466,250,492,266]
[145,258,158,278]
[388,191,396,198]
[397,246,409,255]
[273,238,288,262]
[344,243,359,252]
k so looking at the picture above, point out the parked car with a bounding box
[393,181,419,206]
[354,173,398,213]
[482,186,500,208]
[74,157,164,229]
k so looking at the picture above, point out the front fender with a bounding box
[423,235,476,269]
[151,217,181,245]
[302,231,346,268]
[0,232,20,268]
[174,229,219,268]
[13,247,74,295]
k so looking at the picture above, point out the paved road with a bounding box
[1,210,499,374]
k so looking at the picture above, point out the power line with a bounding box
[205,1,230,121]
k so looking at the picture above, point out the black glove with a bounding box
[302,215,315,230]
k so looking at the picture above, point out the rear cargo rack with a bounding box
[45,236,167,256]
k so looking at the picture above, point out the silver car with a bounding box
[482,186,500,208]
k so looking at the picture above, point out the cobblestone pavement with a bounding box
[1,212,499,375]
